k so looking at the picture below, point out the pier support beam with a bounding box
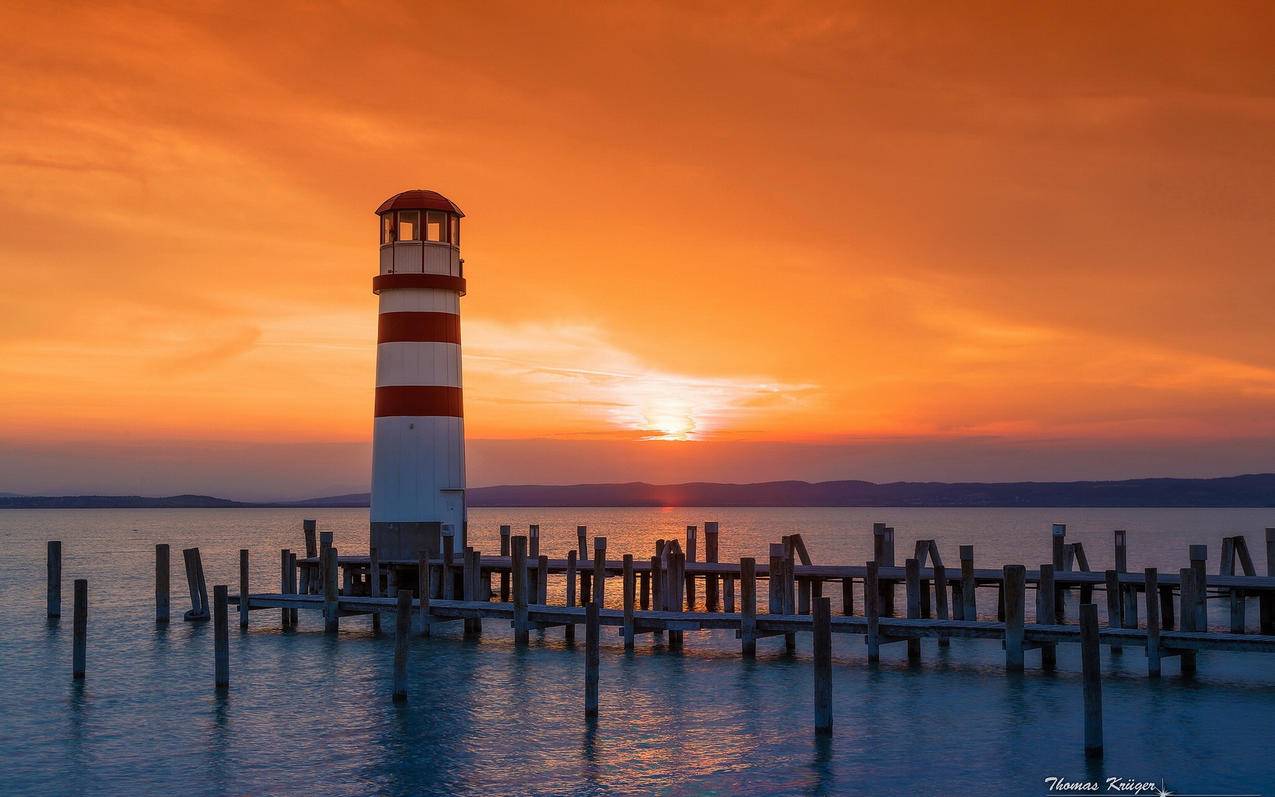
[239,549,250,629]
[324,546,339,634]
[1104,570,1123,655]
[1080,603,1103,758]
[393,589,411,703]
[813,596,832,735]
[499,525,511,603]
[960,545,976,621]
[1263,529,1275,635]
[741,557,757,657]
[1004,565,1025,671]
[72,578,86,679]
[1036,564,1056,669]
[214,584,229,690]
[155,544,169,624]
[512,536,528,645]
[1145,568,1161,678]
[622,554,635,650]
[585,601,600,718]
[866,560,881,663]
[48,540,62,619]
[417,550,431,637]
[905,558,921,661]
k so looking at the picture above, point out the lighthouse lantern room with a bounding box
[370,189,467,560]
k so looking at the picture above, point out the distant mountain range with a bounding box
[3,474,1275,508]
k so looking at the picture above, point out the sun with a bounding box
[646,412,696,441]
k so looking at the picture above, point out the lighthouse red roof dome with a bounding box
[375,189,464,217]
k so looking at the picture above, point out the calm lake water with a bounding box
[1,507,1273,795]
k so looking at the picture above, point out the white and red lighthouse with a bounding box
[370,189,467,560]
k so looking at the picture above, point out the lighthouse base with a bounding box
[370,521,448,561]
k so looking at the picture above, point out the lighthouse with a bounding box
[370,189,467,560]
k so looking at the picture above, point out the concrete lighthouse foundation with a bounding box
[369,190,467,560]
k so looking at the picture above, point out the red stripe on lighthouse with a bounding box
[377,312,461,344]
[374,385,464,418]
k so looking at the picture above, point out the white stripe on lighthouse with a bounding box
[375,341,462,388]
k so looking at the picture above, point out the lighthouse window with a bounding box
[381,214,394,244]
[397,211,420,242]
[449,216,460,246]
[426,211,448,242]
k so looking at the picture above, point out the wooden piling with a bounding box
[155,544,170,624]
[72,578,86,679]
[537,554,549,605]
[279,549,291,628]
[182,547,210,621]
[1080,603,1103,758]
[1104,570,1123,655]
[623,554,635,650]
[741,557,757,657]
[499,525,511,602]
[317,531,332,598]
[301,519,317,594]
[705,521,720,611]
[1190,545,1208,633]
[417,550,431,637]
[566,550,578,643]
[905,558,921,661]
[640,570,650,611]
[1179,566,1197,673]
[866,561,881,663]
[768,543,785,616]
[578,526,591,607]
[960,545,976,621]
[873,524,895,616]
[214,584,229,689]
[1052,524,1067,621]
[585,601,600,718]
[813,596,832,735]
[841,577,854,616]
[724,575,736,613]
[466,549,483,635]
[47,540,62,619]
[393,588,411,703]
[529,524,540,558]
[1145,568,1161,677]
[1263,529,1275,635]
[442,534,455,600]
[1037,564,1056,669]
[685,525,698,611]
[593,537,607,608]
[324,546,339,634]
[287,552,298,627]
[933,563,950,648]
[1004,565,1025,671]
[239,549,250,629]
[370,546,382,633]
[512,536,528,645]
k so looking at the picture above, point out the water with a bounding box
[1,507,1273,795]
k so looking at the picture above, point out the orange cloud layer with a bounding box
[3,3,1275,464]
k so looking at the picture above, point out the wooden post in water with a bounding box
[1037,564,1056,669]
[393,589,411,703]
[1145,568,1161,677]
[813,596,832,735]
[287,552,298,627]
[905,558,921,661]
[466,548,483,635]
[585,601,600,718]
[1189,545,1208,632]
[423,550,438,637]
[768,543,785,617]
[370,546,382,633]
[565,550,578,643]
[873,524,895,616]
[155,544,170,624]
[317,530,332,599]
[841,577,854,616]
[72,578,86,679]
[741,557,757,657]
[536,554,549,605]
[47,540,62,619]
[866,561,881,663]
[1179,566,1197,673]
[182,547,210,621]
[1004,565,1025,671]
[1262,529,1275,635]
[1079,603,1103,757]
[239,549,250,629]
[512,536,528,645]
[704,521,720,611]
[960,545,976,621]
[213,584,229,690]
[1104,570,1123,655]
[724,575,735,613]
[279,548,291,629]
[499,525,511,602]
[442,533,455,600]
[685,525,697,611]
[578,526,591,607]
[593,537,607,608]
[301,519,317,594]
[623,554,635,650]
[933,562,950,648]
[1052,524,1067,622]
[529,524,540,558]
[1115,530,1138,631]
[324,546,339,634]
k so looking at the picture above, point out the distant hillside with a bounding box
[3,474,1274,508]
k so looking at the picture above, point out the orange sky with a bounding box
[3,2,1275,497]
